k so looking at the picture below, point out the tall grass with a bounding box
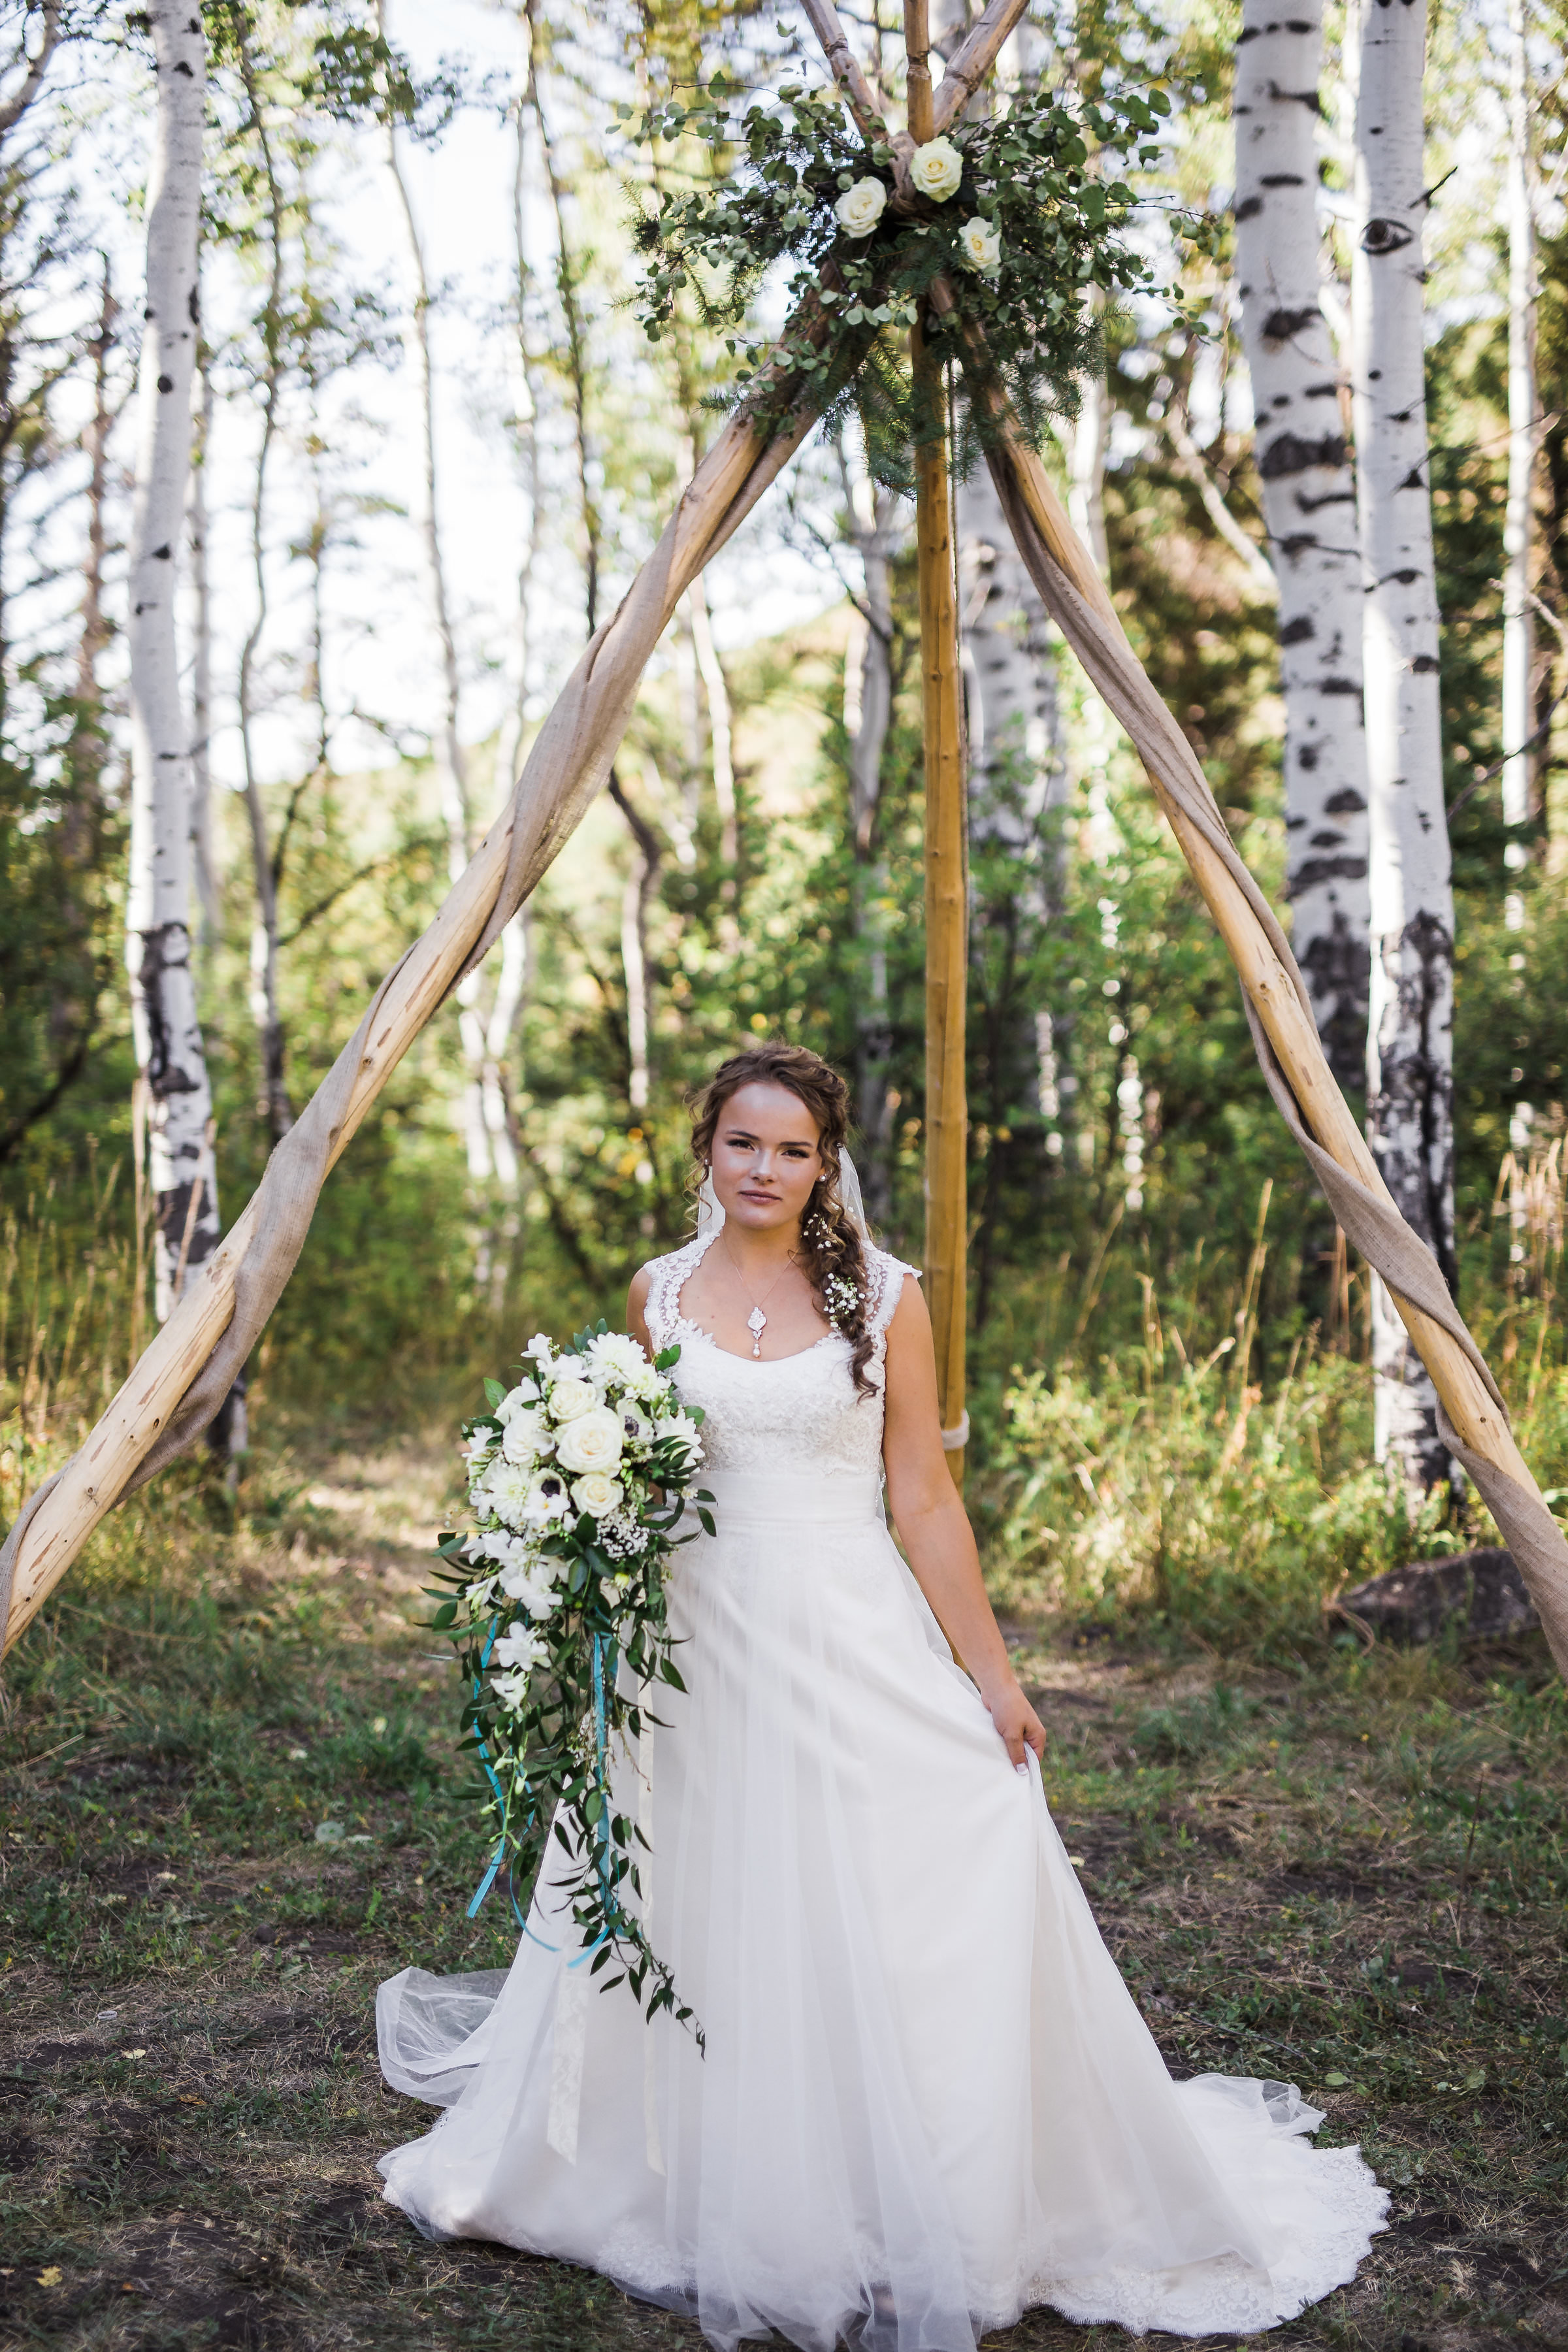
[6,1122,1567,1663]
[985,1141,1568,1652]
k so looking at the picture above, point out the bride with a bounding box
[376,1041,1387,2347]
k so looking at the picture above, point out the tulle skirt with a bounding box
[377,1467,1387,2347]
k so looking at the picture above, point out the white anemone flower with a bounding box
[523,1472,572,1524]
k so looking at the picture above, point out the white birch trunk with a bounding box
[957,455,1070,1163]
[1501,0,1536,858]
[1502,0,1538,1264]
[125,3,221,1327]
[685,574,737,869]
[1068,359,1111,581]
[1352,0,1458,1492]
[236,34,291,1143]
[1234,0,1371,1091]
[383,1,490,1179]
[188,360,219,946]
[841,448,903,1220]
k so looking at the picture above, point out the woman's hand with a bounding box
[978,1673,1047,1771]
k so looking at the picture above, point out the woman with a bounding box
[377,1042,1386,2348]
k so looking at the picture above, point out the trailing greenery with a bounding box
[629,73,1203,483]
[429,1324,710,2035]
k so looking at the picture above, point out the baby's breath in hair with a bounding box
[821,1271,862,1330]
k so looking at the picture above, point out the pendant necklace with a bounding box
[721,1237,798,1358]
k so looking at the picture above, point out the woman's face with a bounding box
[707,1081,826,1238]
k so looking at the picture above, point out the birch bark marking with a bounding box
[1233,0,1370,1092]
[1501,0,1536,864]
[1501,0,1538,1262]
[1352,0,1456,1493]
[125,4,221,1326]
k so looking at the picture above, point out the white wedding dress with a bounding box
[377,1233,1387,2347]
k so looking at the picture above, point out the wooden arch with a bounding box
[4,0,1567,1677]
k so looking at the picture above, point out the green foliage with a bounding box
[430,1331,708,2036]
[629,74,1199,482]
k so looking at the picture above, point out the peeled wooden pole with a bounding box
[913,327,968,1483]
[905,0,968,1484]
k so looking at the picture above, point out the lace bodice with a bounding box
[643,1230,917,1477]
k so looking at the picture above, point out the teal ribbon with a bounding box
[468,1620,621,1961]
[466,1614,529,1929]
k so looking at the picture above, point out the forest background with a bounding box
[3,0,1568,1653]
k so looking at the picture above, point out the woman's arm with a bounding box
[880,1276,1046,1770]
[627,1266,655,1362]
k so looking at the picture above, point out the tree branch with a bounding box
[798,0,887,141]
[0,2,60,141]
[932,0,1029,135]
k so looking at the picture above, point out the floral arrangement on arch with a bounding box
[628,71,1206,483]
[429,1321,713,2037]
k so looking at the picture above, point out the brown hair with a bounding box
[689,1042,878,1399]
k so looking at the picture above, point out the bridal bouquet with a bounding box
[429,1320,711,2034]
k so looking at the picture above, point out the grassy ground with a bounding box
[1,1422,1566,2351]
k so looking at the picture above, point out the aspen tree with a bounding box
[1501,0,1539,1255]
[125,5,228,1348]
[1352,0,1457,1492]
[1234,0,1370,1092]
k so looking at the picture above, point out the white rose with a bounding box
[501,1408,551,1467]
[555,1405,626,1475]
[547,1376,595,1424]
[910,136,963,203]
[834,176,887,238]
[572,1470,624,1519]
[493,1620,546,1674]
[958,214,1001,273]
[477,1460,536,1531]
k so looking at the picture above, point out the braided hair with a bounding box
[688,1043,879,1399]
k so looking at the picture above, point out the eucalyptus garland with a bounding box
[428,1321,713,2039]
[629,72,1202,483]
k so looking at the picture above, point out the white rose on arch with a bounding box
[572,1469,625,1518]
[910,137,963,203]
[554,1405,626,1475]
[958,215,1001,274]
[834,176,887,238]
